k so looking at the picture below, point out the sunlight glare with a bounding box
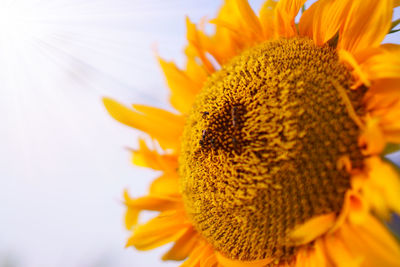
[0,2,44,44]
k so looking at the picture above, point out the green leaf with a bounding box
[301,4,306,14]
[389,18,400,34]
[383,143,400,156]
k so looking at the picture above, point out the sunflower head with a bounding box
[180,37,366,261]
[104,0,400,266]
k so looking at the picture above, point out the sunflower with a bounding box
[104,0,400,266]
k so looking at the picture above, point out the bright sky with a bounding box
[0,1,399,267]
[0,1,223,266]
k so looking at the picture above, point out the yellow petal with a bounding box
[360,44,400,81]
[275,0,307,37]
[323,233,363,267]
[199,246,217,267]
[298,0,317,39]
[185,17,215,74]
[299,0,351,46]
[208,0,261,49]
[201,0,245,65]
[201,253,219,267]
[124,193,182,213]
[185,56,209,85]
[125,206,140,230]
[380,107,400,143]
[362,180,390,219]
[347,193,369,225]
[209,18,243,37]
[180,242,215,267]
[103,98,184,150]
[132,104,185,127]
[365,157,400,216]
[329,189,368,234]
[365,89,400,143]
[339,215,400,267]
[259,0,278,38]
[234,0,263,38]
[190,27,237,67]
[216,252,272,267]
[215,0,243,30]
[358,116,386,155]
[289,213,336,245]
[309,239,330,267]
[132,139,178,172]
[338,49,371,88]
[338,0,394,54]
[149,173,180,196]
[294,246,314,267]
[162,227,198,261]
[368,78,400,96]
[159,58,202,114]
[123,190,183,230]
[126,210,189,250]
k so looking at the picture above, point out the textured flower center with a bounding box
[179,38,365,262]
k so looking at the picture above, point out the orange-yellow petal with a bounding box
[307,239,330,267]
[132,139,178,172]
[216,253,272,267]
[275,0,307,37]
[201,253,220,267]
[124,193,182,213]
[329,189,369,233]
[298,0,317,39]
[124,190,182,229]
[338,0,394,54]
[323,232,363,267]
[149,173,180,196]
[162,227,199,261]
[289,213,336,245]
[365,91,400,143]
[360,44,400,81]
[368,78,400,98]
[293,246,310,267]
[365,78,400,101]
[132,104,184,126]
[201,0,247,65]
[379,107,400,144]
[208,0,262,50]
[126,210,190,250]
[234,0,263,38]
[185,56,209,85]
[125,206,140,230]
[338,49,371,88]
[259,0,278,38]
[159,58,202,114]
[347,193,369,225]
[339,215,400,267]
[103,98,184,150]
[214,0,243,31]
[364,157,400,216]
[180,241,216,267]
[186,17,216,74]
[299,0,351,46]
[358,116,386,155]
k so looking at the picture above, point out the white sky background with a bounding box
[0,1,399,267]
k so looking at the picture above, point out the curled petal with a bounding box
[289,213,336,245]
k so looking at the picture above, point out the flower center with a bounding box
[179,38,365,262]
